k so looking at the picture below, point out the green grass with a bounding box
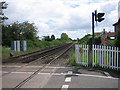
[2,39,72,59]
[67,52,79,66]
[2,46,42,59]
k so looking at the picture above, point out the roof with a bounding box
[113,18,120,26]
[107,32,115,37]
[95,32,115,37]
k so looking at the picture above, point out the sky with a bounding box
[2,0,119,39]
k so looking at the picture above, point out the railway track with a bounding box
[3,42,74,63]
[3,42,75,89]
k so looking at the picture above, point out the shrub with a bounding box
[115,29,120,49]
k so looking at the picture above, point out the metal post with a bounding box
[92,12,95,45]
[16,40,20,52]
[22,40,27,51]
[13,41,16,51]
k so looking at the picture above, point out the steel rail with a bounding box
[3,43,72,63]
[12,42,75,90]
[2,42,73,77]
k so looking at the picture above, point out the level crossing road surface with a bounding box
[2,64,120,89]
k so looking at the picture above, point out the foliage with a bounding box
[61,33,69,40]
[43,36,51,41]
[2,25,13,46]
[2,21,38,46]
[2,38,72,59]
[43,35,55,41]
[78,34,92,44]
[115,28,120,49]
[51,40,63,46]
[107,39,115,46]
[87,36,101,45]
[51,35,55,40]
[60,33,72,43]
[67,52,77,66]
[87,36,101,50]
[2,21,73,59]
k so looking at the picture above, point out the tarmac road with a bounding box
[2,65,120,89]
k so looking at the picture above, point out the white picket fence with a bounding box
[75,44,120,70]
[75,44,89,67]
[92,45,120,70]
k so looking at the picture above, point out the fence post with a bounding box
[104,45,106,68]
[88,45,90,67]
[112,47,114,69]
[109,46,111,69]
[100,45,101,66]
[75,44,78,64]
[107,46,109,68]
[114,47,116,69]
[95,45,96,66]
[102,46,104,68]
[117,47,119,70]
[82,45,84,65]
[97,45,99,66]
[92,45,94,67]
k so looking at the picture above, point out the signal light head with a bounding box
[95,11,105,22]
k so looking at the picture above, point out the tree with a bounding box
[18,22,37,40]
[2,21,38,46]
[44,36,51,41]
[0,2,8,24]
[87,36,101,50]
[87,36,101,45]
[61,33,69,40]
[115,28,120,49]
[51,35,55,40]
[2,25,13,46]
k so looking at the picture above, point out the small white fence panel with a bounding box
[75,44,89,67]
[92,45,120,70]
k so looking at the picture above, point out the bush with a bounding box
[108,40,115,46]
[115,29,120,49]
[2,37,72,59]
[51,40,62,46]
[27,40,35,48]
[87,36,101,50]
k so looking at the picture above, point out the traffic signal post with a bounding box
[92,10,105,45]
[92,12,95,45]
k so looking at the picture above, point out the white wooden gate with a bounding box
[75,44,120,70]
[92,45,120,70]
[75,44,89,67]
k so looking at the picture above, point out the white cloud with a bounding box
[2,0,119,39]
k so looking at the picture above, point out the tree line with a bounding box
[2,21,72,47]
[2,21,38,46]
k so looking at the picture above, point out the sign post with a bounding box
[102,29,107,45]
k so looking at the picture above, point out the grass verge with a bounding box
[2,46,42,59]
[67,52,79,66]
